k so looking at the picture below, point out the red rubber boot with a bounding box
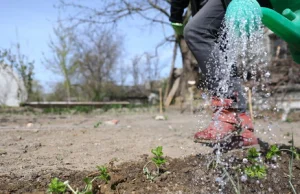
[194,98,259,146]
[194,97,240,143]
[238,113,258,147]
[219,113,259,150]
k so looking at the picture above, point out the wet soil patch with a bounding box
[1,148,300,194]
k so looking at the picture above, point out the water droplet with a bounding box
[215,177,222,183]
[265,71,270,78]
[243,158,248,163]
[265,93,271,97]
[241,175,247,182]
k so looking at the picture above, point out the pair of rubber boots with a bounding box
[194,97,258,148]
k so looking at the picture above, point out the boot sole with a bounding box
[194,130,239,144]
[195,135,264,153]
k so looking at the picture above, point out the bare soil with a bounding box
[0,108,299,193]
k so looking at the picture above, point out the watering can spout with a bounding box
[225,0,300,64]
[261,7,300,63]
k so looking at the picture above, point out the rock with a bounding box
[155,115,166,120]
[160,173,169,181]
[104,119,119,125]
[181,167,192,173]
[0,150,7,155]
[27,123,33,128]
[34,143,42,148]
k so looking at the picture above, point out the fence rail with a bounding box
[21,101,130,108]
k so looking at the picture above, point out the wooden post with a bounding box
[159,88,163,114]
[165,78,181,107]
[164,42,177,102]
[248,89,254,121]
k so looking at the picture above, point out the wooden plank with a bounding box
[21,101,130,108]
[164,78,180,107]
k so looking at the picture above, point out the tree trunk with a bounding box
[177,37,199,100]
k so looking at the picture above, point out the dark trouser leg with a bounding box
[183,0,246,111]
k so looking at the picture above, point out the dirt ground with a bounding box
[0,108,299,193]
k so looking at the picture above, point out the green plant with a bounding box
[94,121,102,128]
[290,146,300,160]
[151,146,166,167]
[82,177,93,194]
[97,166,111,183]
[244,165,267,179]
[286,118,293,123]
[143,166,156,181]
[288,133,297,194]
[222,167,240,194]
[47,163,111,194]
[247,147,260,163]
[73,106,95,114]
[266,145,280,160]
[47,178,66,194]
[143,146,167,181]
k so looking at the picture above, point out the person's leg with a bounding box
[184,0,224,77]
[184,0,256,145]
[184,0,246,110]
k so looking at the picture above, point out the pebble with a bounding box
[155,115,166,120]
[0,150,7,155]
[268,187,273,192]
[260,183,263,188]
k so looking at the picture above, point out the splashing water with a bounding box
[201,0,269,165]
[210,0,268,97]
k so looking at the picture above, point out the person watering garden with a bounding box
[170,0,273,147]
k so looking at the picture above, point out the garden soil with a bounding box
[0,108,299,193]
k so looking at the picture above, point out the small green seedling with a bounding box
[247,147,260,163]
[143,146,167,181]
[97,166,111,183]
[94,121,102,128]
[81,177,93,194]
[266,145,280,160]
[143,167,156,181]
[47,178,66,194]
[290,147,300,160]
[151,146,166,167]
[245,165,267,179]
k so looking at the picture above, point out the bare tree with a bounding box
[58,0,198,100]
[118,66,128,87]
[44,21,77,101]
[72,29,123,101]
[145,53,160,82]
[130,52,162,88]
[131,55,142,87]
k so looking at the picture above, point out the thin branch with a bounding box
[147,0,170,18]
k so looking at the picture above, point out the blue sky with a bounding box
[0,0,179,92]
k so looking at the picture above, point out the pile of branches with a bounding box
[268,58,300,93]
